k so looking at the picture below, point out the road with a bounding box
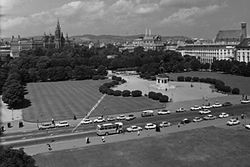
[1,103,250,148]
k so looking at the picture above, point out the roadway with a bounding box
[1,103,250,148]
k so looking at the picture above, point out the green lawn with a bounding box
[168,72,250,95]
[23,80,164,122]
[34,126,250,167]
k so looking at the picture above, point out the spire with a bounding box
[145,28,147,37]
[57,18,61,29]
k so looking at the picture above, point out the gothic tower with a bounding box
[55,19,61,49]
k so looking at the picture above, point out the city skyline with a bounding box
[0,0,250,39]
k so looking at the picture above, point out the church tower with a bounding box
[55,19,61,49]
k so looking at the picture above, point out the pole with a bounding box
[12,108,14,120]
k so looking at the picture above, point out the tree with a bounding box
[0,146,37,167]
[2,82,25,109]
[232,88,240,94]
[122,90,131,97]
[159,95,169,102]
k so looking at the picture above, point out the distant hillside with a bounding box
[70,34,190,44]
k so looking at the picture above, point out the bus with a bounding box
[96,122,123,136]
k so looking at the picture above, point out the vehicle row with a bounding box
[38,121,69,130]
[126,121,172,132]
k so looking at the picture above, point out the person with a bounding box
[86,137,90,144]
[241,114,244,119]
[137,130,140,136]
[47,144,52,151]
[101,136,105,142]
[178,123,180,128]
[51,118,55,125]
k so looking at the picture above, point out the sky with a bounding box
[0,0,250,39]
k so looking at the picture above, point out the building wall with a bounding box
[237,48,250,63]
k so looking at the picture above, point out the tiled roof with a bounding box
[236,38,250,48]
[215,30,242,42]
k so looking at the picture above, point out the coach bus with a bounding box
[96,122,123,136]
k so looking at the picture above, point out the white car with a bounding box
[199,109,211,114]
[157,109,171,115]
[145,123,156,130]
[202,104,213,109]
[55,121,69,128]
[126,125,142,132]
[241,99,250,104]
[245,124,250,129]
[193,117,203,122]
[81,118,93,124]
[159,121,171,128]
[38,123,55,130]
[227,118,240,126]
[106,116,116,121]
[219,112,229,118]
[190,105,201,111]
[94,117,105,123]
[212,102,222,108]
[116,115,126,120]
[176,107,186,113]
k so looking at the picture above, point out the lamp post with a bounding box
[12,108,14,120]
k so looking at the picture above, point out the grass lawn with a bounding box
[167,72,250,95]
[23,80,164,122]
[33,126,250,167]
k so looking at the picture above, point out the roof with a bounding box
[156,74,169,78]
[215,30,242,42]
[236,38,250,49]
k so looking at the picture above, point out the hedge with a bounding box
[177,76,184,82]
[192,77,199,82]
[131,90,142,97]
[113,90,122,96]
[122,90,131,97]
[232,88,240,94]
[159,95,169,102]
[185,76,192,82]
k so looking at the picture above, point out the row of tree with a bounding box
[177,76,240,94]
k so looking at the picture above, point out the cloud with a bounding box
[161,4,223,25]
[135,4,159,14]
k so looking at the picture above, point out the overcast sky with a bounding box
[0,0,250,39]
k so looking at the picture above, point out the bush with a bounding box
[159,95,169,102]
[192,77,199,82]
[113,90,122,96]
[177,76,185,81]
[112,76,122,81]
[99,85,108,94]
[148,91,156,99]
[222,86,231,93]
[131,90,142,97]
[121,79,127,84]
[106,89,114,95]
[232,88,240,94]
[185,76,192,82]
[122,90,131,97]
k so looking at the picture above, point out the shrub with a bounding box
[99,85,108,94]
[232,88,240,94]
[122,90,131,97]
[159,95,169,102]
[121,79,127,84]
[92,75,100,80]
[131,90,142,97]
[222,86,231,93]
[192,77,199,82]
[148,91,156,99]
[185,76,192,82]
[177,76,185,81]
[113,90,122,96]
[106,89,114,95]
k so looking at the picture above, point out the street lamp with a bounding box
[12,108,14,120]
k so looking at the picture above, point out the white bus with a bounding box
[96,122,123,136]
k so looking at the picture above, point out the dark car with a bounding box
[181,118,191,124]
[222,102,233,107]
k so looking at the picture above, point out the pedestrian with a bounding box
[101,136,105,142]
[178,123,180,128]
[137,130,140,136]
[241,114,244,119]
[47,144,52,151]
[51,118,55,125]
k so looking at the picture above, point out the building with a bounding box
[156,74,169,90]
[177,44,236,64]
[119,29,165,52]
[0,45,11,61]
[236,38,250,63]
[215,22,247,44]
[10,20,70,57]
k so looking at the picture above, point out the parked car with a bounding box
[38,123,55,130]
[227,118,240,126]
[126,125,142,132]
[157,109,171,115]
[202,104,213,109]
[106,116,116,121]
[199,109,211,114]
[145,123,157,130]
[245,124,250,129]
[94,117,105,123]
[55,121,69,128]
[141,110,154,117]
[212,102,222,108]
[190,105,201,111]
[222,102,232,107]
[181,118,191,124]
[81,119,93,124]
[241,99,250,104]
[203,114,217,120]
[159,121,171,128]
[116,115,126,120]
[125,114,136,121]
[193,117,203,122]
[176,107,186,113]
[219,112,229,118]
